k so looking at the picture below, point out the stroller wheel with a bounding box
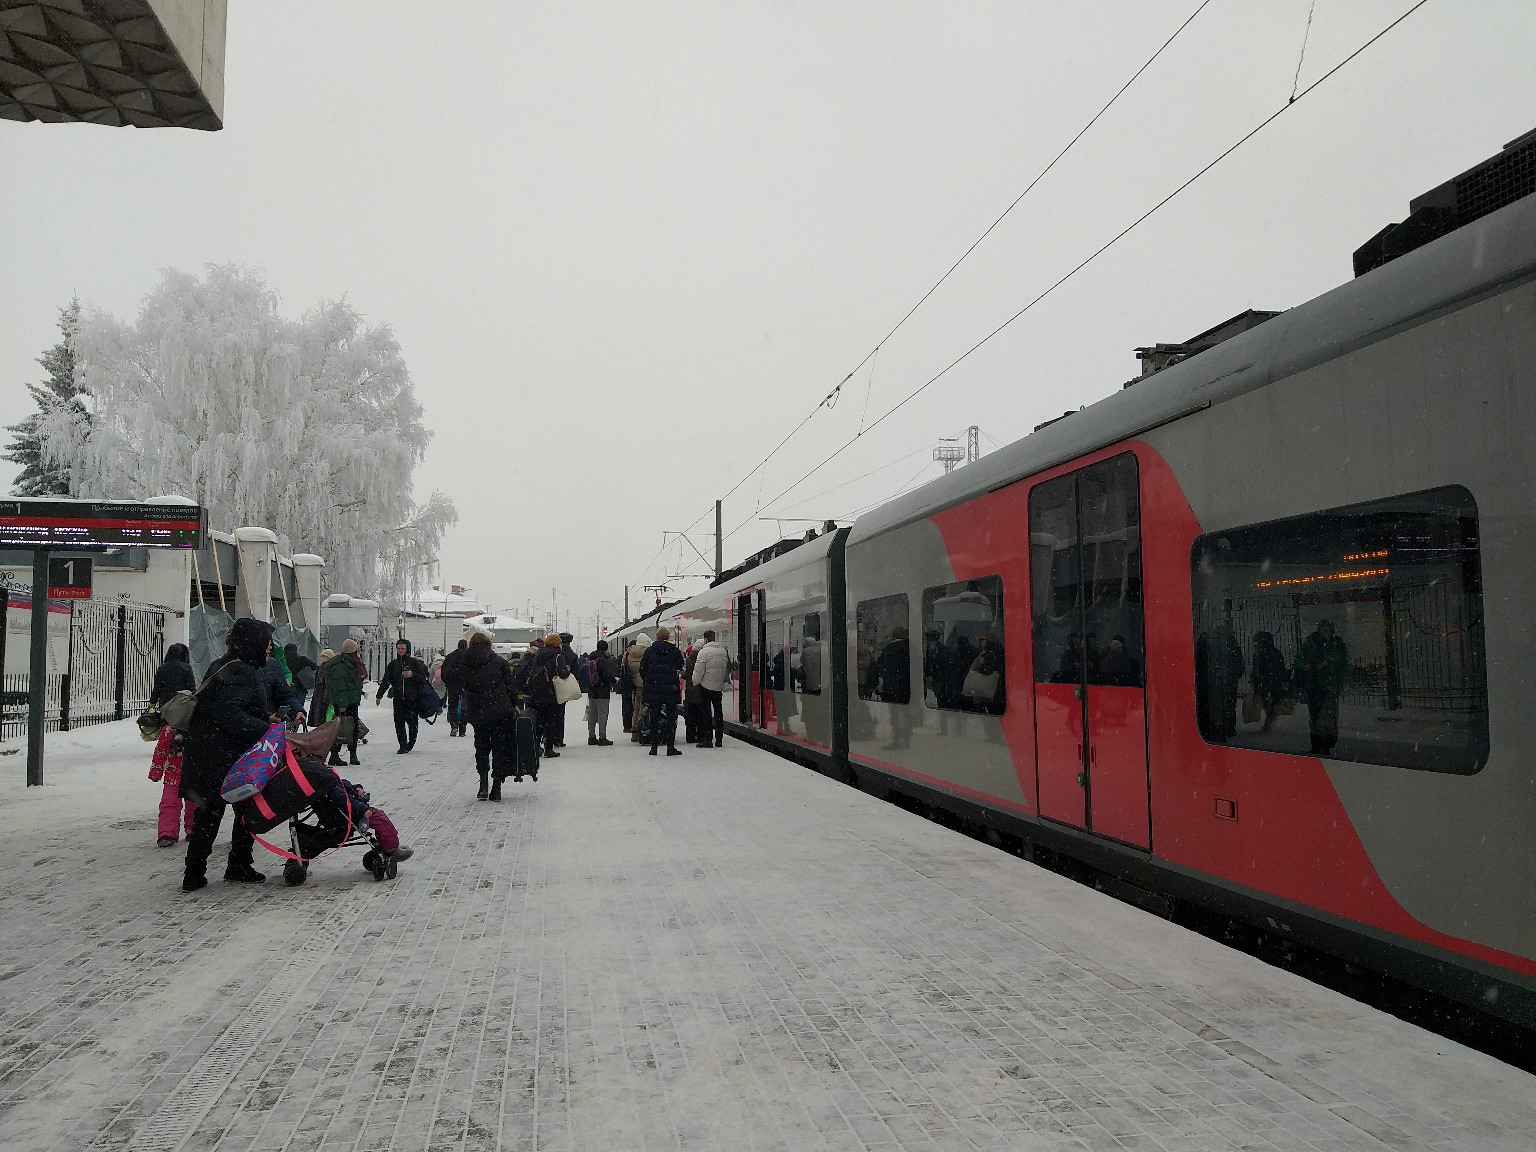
[283,861,307,887]
[362,851,378,873]
[372,856,387,881]
[386,857,398,880]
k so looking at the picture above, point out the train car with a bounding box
[668,530,847,774]
[631,141,1536,1026]
[836,180,1536,1026]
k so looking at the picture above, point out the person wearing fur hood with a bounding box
[623,633,651,742]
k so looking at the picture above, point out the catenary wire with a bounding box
[723,0,1432,542]
[662,0,1212,546]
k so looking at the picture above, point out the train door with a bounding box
[754,589,768,727]
[735,590,768,726]
[1029,453,1150,849]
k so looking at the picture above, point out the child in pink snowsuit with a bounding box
[150,725,196,846]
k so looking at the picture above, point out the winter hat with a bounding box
[559,632,574,644]
[319,648,336,661]
[341,638,360,655]
[635,633,652,648]
[544,633,563,649]
[229,618,274,667]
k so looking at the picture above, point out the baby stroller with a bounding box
[233,722,404,887]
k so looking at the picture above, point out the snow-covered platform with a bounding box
[1,703,1531,1152]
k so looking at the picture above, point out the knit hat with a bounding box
[319,648,336,661]
[341,638,360,654]
[545,633,563,648]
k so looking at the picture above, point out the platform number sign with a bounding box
[47,556,92,599]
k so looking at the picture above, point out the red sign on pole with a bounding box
[47,555,92,599]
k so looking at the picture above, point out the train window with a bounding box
[765,616,788,690]
[790,612,823,695]
[856,594,910,702]
[922,577,1006,714]
[1190,485,1488,774]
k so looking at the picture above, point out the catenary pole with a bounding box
[715,500,723,580]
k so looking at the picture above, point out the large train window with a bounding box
[857,594,910,702]
[1190,486,1488,774]
[922,577,1006,714]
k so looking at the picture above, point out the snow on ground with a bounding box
[0,699,1532,1151]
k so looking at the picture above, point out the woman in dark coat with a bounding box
[524,635,570,758]
[639,626,686,756]
[180,618,276,891]
[151,642,197,707]
[460,631,517,800]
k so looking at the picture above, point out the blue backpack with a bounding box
[416,679,442,719]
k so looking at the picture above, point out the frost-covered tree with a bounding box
[39,265,456,601]
[3,296,88,496]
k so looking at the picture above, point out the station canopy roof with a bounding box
[1,0,225,129]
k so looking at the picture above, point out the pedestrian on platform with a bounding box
[323,640,367,766]
[625,633,650,742]
[377,639,430,754]
[524,634,572,758]
[149,643,197,847]
[441,637,469,736]
[284,642,319,714]
[180,618,277,891]
[640,626,686,756]
[309,648,335,725]
[554,631,586,748]
[691,630,729,749]
[584,640,621,745]
[460,630,517,800]
[682,639,702,745]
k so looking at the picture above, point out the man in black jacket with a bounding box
[378,639,430,753]
[584,640,621,746]
[639,626,686,756]
[441,637,469,736]
[181,618,277,891]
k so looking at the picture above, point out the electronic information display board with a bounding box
[0,499,206,550]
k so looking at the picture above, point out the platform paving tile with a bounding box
[0,712,1532,1150]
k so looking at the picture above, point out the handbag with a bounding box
[1241,693,1261,725]
[553,671,581,704]
[961,668,1000,702]
[159,665,231,733]
[136,706,164,742]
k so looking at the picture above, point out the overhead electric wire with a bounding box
[724,0,1432,542]
[776,436,955,516]
[662,0,1211,546]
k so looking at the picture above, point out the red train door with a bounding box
[1029,454,1151,849]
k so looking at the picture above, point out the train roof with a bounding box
[848,190,1536,546]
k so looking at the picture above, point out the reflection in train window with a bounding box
[790,612,823,695]
[922,577,1006,714]
[1190,485,1488,774]
[856,595,910,702]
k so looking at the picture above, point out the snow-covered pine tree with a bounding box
[39,265,456,601]
[3,296,87,496]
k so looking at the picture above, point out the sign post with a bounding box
[27,551,48,787]
[1,499,206,786]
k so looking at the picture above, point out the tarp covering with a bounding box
[189,606,320,682]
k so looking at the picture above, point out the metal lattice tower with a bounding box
[933,443,965,474]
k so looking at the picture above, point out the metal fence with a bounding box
[1,585,167,740]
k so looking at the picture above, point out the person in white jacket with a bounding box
[690,630,731,748]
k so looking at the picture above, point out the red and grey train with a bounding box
[611,148,1536,1028]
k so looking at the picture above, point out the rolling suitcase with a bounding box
[513,705,541,780]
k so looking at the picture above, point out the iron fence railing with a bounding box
[1,585,167,740]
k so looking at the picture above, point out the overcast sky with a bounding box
[3,1,1533,637]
